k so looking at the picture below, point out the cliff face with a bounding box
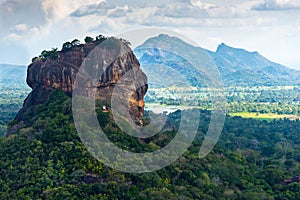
[15,38,148,125]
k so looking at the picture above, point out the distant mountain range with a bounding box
[2,35,300,88]
[0,64,27,85]
[134,34,300,87]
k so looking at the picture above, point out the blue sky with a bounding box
[0,0,300,69]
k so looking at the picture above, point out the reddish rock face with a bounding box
[15,38,148,123]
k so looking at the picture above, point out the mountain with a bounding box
[135,34,300,87]
[209,43,300,86]
[0,64,27,85]
[134,34,208,88]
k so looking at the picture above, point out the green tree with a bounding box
[62,42,72,52]
[84,36,94,43]
[95,34,107,43]
[39,48,58,59]
[71,39,80,46]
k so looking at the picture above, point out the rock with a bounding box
[83,173,100,184]
[6,121,26,135]
[14,38,148,125]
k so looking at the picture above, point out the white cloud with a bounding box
[108,6,132,18]
[14,24,28,32]
[5,33,22,41]
[190,0,216,9]
[252,0,300,11]
[153,0,217,19]
[30,27,39,34]
[70,1,113,17]
[5,25,40,41]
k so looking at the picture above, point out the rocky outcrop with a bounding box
[15,38,148,124]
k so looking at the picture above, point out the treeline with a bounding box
[32,34,131,62]
[228,102,300,115]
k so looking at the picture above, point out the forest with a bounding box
[0,90,299,199]
[0,80,30,137]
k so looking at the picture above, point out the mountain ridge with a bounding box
[0,64,27,84]
[135,34,300,87]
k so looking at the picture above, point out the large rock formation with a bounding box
[15,38,148,125]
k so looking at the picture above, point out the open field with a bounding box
[230,112,300,121]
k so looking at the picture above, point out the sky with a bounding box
[0,0,300,69]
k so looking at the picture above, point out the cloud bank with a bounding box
[0,0,300,69]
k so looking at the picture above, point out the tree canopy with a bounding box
[0,90,299,199]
